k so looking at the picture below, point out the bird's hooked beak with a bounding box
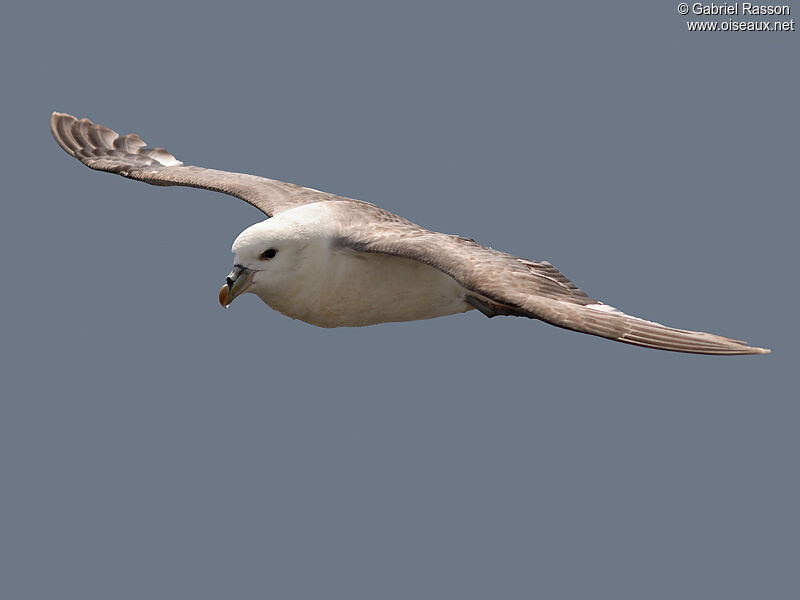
[219,264,256,308]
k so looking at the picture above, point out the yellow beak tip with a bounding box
[219,284,231,308]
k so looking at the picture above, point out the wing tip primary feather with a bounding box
[50,111,183,170]
[618,321,771,355]
[523,295,771,356]
[612,315,770,356]
[50,112,79,157]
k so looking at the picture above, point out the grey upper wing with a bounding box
[51,112,341,217]
[338,218,770,355]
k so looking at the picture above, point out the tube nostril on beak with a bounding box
[220,265,252,308]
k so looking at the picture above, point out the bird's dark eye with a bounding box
[261,248,277,260]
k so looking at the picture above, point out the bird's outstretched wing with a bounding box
[50,112,344,217]
[336,216,770,355]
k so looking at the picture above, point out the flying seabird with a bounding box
[50,112,770,355]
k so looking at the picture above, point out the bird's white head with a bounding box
[218,205,334,309]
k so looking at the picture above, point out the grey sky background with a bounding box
[1,2,797,599]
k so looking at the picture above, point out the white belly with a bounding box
[259,250,473,327]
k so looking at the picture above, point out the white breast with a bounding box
[264,245,473,327]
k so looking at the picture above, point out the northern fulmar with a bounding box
[50,112,770,355]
